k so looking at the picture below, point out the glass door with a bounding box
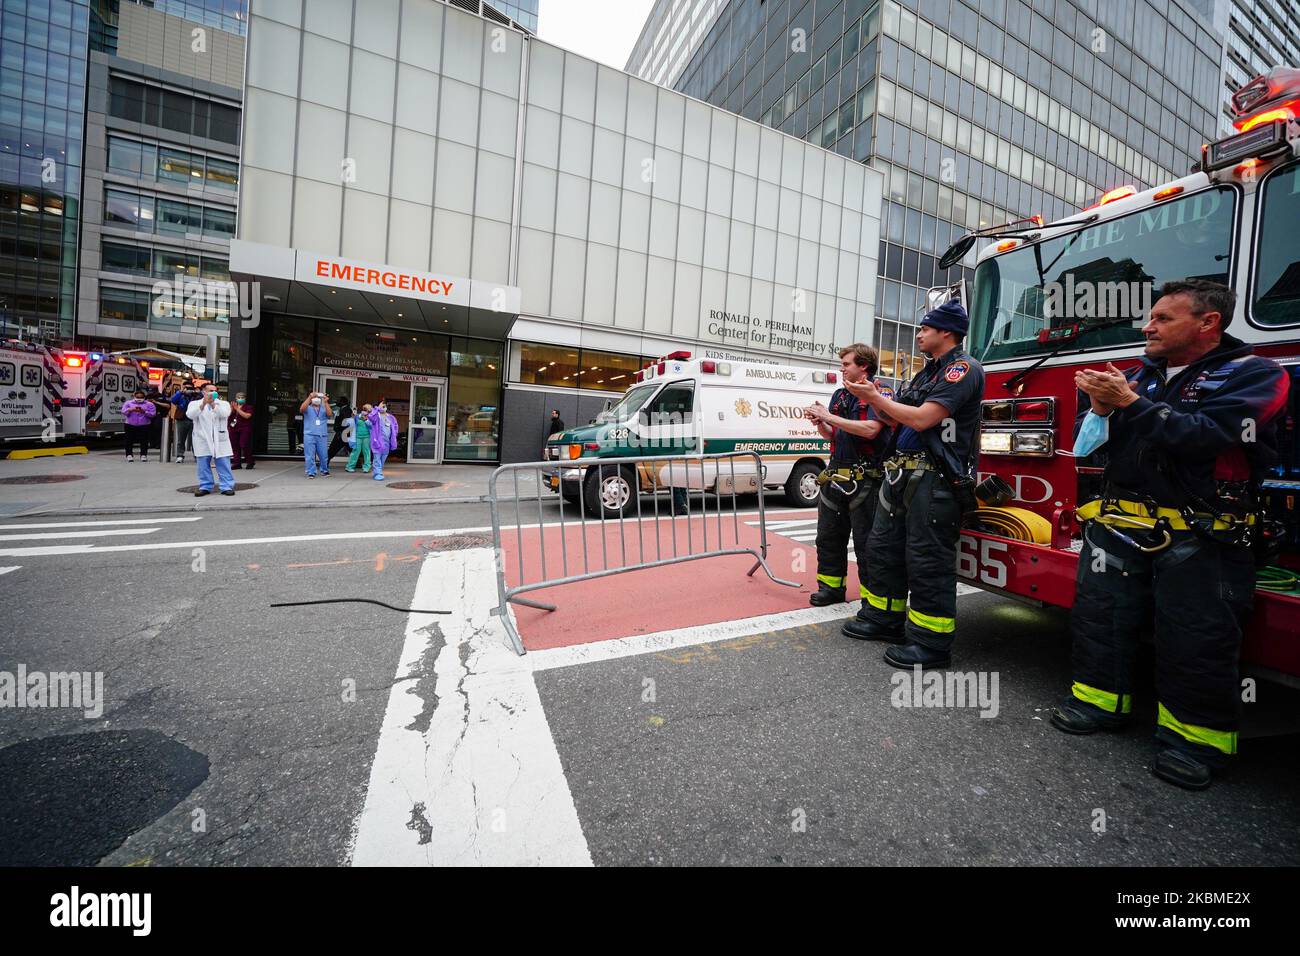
[316,372,357,411]
[407,383,444,463]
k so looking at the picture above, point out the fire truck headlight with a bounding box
[981,431,1013,454]
[1010,430,1054,456]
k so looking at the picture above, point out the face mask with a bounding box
[311,397,321,405]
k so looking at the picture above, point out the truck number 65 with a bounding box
[957,535,1008,588]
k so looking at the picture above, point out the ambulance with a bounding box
[0,340,62,443]
[59,351,152,438]
[544,351,839,517]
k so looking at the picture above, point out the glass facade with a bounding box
[654,0,1226,389]
[258,315,505,460]
[1221,0,1300,133]
[0,0,89,342]
[488,0,538,34]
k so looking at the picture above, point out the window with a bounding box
[101,242,151,275]
[446,338,503,461]
[104,189,153,231]
[208,103,241,144]
[153,249,199,277]
[99,286,151,323]
[641,383,695,425]
[1253,161,1300,328]
[156,198,201,234]
[158,148,201,183]
[108,76,145,123]
[517,342,580,387]
[200,257,231,282]
[160,90,194,134]
[107,136,146,175]
[205,157,238,190]
[576,348,644,391]
[203,207,236,239]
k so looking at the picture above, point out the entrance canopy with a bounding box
[229,240,521,341]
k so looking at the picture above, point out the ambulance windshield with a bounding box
[969,186,1236,363]
[597,383,658,424]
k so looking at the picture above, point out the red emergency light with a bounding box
[63,355,84,368]
[664,351,691,361]
[701,360,716,373]
[827,372,837,383]
[1013,400,1052,422]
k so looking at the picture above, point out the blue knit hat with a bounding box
[921,300,969,336]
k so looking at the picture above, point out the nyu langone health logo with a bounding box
[151,277,261,329]
[891,665,1000,718]
[50,887,151,936]
[0,665,104,718]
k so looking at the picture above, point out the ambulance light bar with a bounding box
[1083,185,1136,210]
[1202,120,1290,172]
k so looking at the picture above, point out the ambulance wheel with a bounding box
[584,464,637,519]
[785,461,822,508]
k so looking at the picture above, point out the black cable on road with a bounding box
[270,598,451,614]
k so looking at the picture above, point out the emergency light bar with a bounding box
[1203,120,1290,172]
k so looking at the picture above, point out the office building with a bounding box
[635,0,1227,388]
[230,0,883,463]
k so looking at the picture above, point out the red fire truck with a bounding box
[936,67,1300,684]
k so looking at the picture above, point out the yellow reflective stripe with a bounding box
[907,607,955,633]
[859,584,870,599]
[864,589,905,612]
[1071,681,1132,714]
[816,574,845,587]
[1157,702,1238,755]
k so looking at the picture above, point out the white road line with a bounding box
[530,604,859,671]
[350,547,591,867]
[0,566,19,576]
[530,585,986,671]
[0,517,203,530]
[0,525,494,559]
[0,528,164,542]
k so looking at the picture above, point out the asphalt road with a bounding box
[0,501,1297,866]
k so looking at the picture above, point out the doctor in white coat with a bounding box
[186,383,236,497]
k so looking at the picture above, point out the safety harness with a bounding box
[1075,353,1277,556]
[816,463,884,511]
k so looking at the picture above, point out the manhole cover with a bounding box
[0,474,87,485]
[387,481,443,490]
[177,482,258,493]
[423,533,492,551]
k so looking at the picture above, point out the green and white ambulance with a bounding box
[544,351,838,518]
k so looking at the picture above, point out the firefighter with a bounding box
[840,301,984,669]
[1051,279,1290,790]
[803,344,894,606]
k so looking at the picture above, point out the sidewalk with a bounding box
[0,448,534,517]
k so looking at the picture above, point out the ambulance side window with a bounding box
[640,384,695,425]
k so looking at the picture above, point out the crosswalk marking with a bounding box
[0,517,202,530]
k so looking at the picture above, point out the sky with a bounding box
[537,0,658,71]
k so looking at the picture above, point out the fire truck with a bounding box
[934,67,1300,684]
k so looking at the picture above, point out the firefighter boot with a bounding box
[841,616,904,644]
[1151,747,1213,791]
[1049,697,1129,735]
[809,585,846,606]
[883,641,951,670]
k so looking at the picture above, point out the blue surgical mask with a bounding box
[1073,410,1110,457]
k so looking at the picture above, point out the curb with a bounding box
[8,493,512,519]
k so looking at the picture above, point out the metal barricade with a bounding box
[487,451,800,655]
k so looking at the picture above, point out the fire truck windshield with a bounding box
[969,186,1236,363]
[1253,160,1300,327]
